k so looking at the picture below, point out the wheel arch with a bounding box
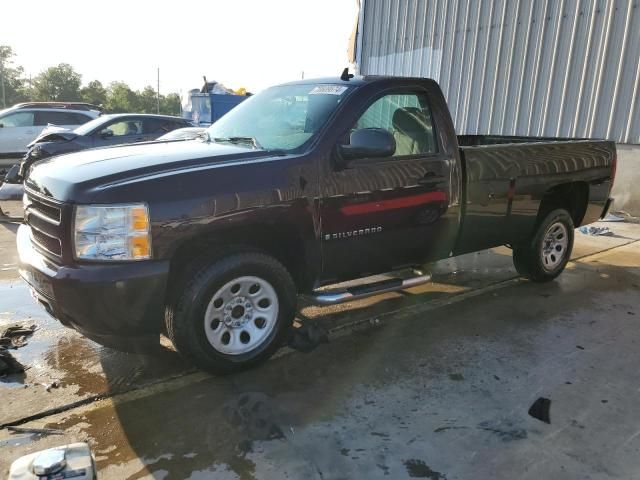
[536,181,589,228]
[165,223,315,305]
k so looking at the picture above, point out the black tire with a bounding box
[166,252,297,374]
[512,209,574,283]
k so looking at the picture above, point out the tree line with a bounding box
[0,46,181,115]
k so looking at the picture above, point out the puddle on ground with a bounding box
[0,279,193,417]
[0,280,55,328]
[1,280,65,388]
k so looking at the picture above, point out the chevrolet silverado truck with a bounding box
[17,75,616,373]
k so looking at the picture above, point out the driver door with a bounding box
[319,90,457,283]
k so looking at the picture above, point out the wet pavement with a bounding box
[0,219,639,479]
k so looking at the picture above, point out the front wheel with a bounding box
[166,252,297,374]
[512,209,574,282]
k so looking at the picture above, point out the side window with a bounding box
[354,93,437,156]
[1,112,35,127]
[143,118,174,134]
[70,113,92,125]
[101,120,142,137]
[35,111,91,126]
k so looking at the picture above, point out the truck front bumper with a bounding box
[17,224,170,352]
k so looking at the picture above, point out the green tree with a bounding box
[80,80,107,107]
[160,93,181,116]
[32,63,82,101]
[137,86,158,113]
[106,81,138,112]
[0,45,29,107]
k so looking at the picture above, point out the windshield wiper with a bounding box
[213,136,263,150]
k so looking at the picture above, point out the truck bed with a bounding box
[453,135,616,255]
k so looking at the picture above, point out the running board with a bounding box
[308,270,432,305]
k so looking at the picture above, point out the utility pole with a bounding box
[0,57,6,109]
[156,67,160,114]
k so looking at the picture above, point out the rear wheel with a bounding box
[166,252,297,373]
[512,209,574,282]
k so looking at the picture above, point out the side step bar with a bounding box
[308,270,432,305]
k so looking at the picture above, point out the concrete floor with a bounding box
[0,219,639,479]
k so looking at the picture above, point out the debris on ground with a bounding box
[528,397,551,424]
[605,210,640,224]
[41,380,60,392]
[0,324,35,376]
[0,324,37,349]
[601,213,626,222]
[579,226,614,236]
[288,321,329,353]
[0,349,25,375]
[7,426,64,436]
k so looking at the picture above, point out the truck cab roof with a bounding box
[276,75,437,87]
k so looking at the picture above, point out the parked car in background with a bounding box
[0,102,100,158]
[157,127,206,141]
[16,114,192,180]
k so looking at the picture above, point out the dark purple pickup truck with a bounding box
[17,75,616,372]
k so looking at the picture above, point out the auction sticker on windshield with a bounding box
[309,85,348,95]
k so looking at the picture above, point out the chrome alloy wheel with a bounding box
[541,221,569,271]
[203,276,279,355]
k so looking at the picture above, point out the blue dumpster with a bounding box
[184,93,246,126]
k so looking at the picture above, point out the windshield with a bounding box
[73,115,112,135]
[205,83,352,151]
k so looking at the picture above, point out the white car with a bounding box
[0,102,100,158]
[157,126,206,141]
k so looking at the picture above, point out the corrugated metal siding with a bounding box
[358,0,640,144]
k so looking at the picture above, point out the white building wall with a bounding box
[358,0,640,145]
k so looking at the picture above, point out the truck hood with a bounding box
[26,140,269,201]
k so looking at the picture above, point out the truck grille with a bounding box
[24,190,65,259]
[28,196,61,223]
[31,228,62,256]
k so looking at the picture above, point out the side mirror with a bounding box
[338,128,396,164]
[100,129,114,138]
[0,123,4,128]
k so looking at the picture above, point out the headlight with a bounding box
[73,203,151,261]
